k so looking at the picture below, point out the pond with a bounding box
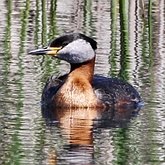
[0,0,165,165]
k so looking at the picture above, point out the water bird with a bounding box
[29,33,142,109]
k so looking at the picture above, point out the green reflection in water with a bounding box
[0,0,12,164]
[1,0,12,81]
[138,1,160,163]
[140,0,154,81]
[7,0,30,164]
[144,1,159,163]
[148,0,153,68]
[118,0,130,81]
[140,1,154,96]
[19,0,30,55]
[41,0,51,72]
[48,0,57,39]
[42,0,47,45]
[109,0,118,77]
[83,0,93,36]
[34,0,40,45]
[33,120,46,164]
[113,128,129,165]
[109,1,131,165]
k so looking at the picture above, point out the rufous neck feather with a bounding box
[54,58,103,108]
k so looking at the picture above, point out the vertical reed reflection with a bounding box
[139,1,154,94]
[34,0,40,45]
[1,0,31,164]
[49,0,57,38]
[148,0,153,68]
[109,0,118,77]
[1,0,12,81]
[41,0,47,45]
[112,128,129,165]
[109,1,141,164]
[118,0,130,81]
[83,0,93,36]
[8,0,30,164]
[0,0,12,164]
[136,1,164,163]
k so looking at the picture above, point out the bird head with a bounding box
[29,33,97,64]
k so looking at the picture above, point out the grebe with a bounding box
[29,33,142,108]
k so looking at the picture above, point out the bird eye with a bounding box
[62,41,69,47]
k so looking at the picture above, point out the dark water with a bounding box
[0,0,165,165]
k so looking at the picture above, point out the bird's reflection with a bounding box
[42,104,141,164]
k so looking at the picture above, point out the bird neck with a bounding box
[70,57,95,83]
[53,57,104,108]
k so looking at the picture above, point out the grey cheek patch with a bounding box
[57,39,95,63]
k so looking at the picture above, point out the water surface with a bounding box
[0,0,165,165]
